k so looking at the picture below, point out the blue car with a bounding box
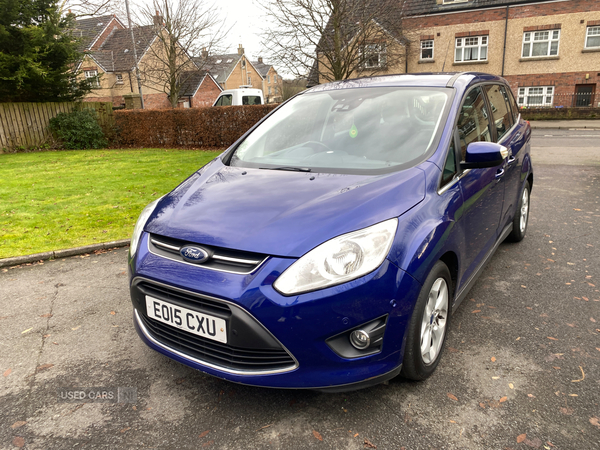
[128,72,532,391]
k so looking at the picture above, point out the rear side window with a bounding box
[485,84,513,142]
[215,95,232,106]
[243,96,262,105]
[456,86,491,160]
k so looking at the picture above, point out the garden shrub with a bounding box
[114,105,278,149]
[48,108,108,149]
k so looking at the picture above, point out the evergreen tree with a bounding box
[0,0,93,102]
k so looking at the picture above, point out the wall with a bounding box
[190,76,222,108]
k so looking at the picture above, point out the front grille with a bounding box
[138,281,231,317]
[132,278,297,374]
[149,233,268,274]
[138,314,296,372]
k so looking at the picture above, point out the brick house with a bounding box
[194,46,284,103]
[74,16,221,109]
[194,45,264,91]
[252,57,283,103]
[310,0,600,107]
[402,0,600,107]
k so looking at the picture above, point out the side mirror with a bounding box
[461,142,509,169]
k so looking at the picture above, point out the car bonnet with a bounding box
[145,158,426,258]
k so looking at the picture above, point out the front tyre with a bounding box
[401,261,451,381]
[507,180,530,242]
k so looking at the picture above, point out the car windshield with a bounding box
[229,87,450,173]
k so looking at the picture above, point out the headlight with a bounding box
[273,218,398,295]
[130,198,161,258]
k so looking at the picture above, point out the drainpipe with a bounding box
[501,6,509,77]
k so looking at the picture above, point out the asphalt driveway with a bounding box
[1,134,599,449]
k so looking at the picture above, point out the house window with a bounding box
[361,43,387,68]
[247,73,252,85]
[455,36,487,62]
[586,26,600,49]
[116,74,123,84]
[522,30,560,57]
[268,86,272,95]
[517,86,554,107]
[84,70,99,87]
[274,74,277,82]
[267,75,270,83]
[421,40,434,59]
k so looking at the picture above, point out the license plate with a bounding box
[146,296,227,344]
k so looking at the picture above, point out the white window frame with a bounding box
[585,26,600,49]
[247,73,252,85]
[274,74,278,82]
[84,70,99,87]
[421,40,434,60]
[362,43,387,68]
[115,73,123,84]
[517,86,554,107]
[522,30,560,58]
[455,36,488,62]
[267,75,270,83]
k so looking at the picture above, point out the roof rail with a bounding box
[446,72,468,88]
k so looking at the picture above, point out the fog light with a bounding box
[349,329,370,350]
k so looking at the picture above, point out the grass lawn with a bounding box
[0,149,222,259]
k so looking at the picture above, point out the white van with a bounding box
[212,88,264,106]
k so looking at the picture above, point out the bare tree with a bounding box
[259,0,405,84]
[59,0,125,18]
[281,78,306,101]
[136,0,227,108]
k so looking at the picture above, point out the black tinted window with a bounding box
[243,96,262,105]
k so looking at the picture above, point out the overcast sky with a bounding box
[219,0,266,61]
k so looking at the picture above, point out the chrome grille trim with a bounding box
[147,234,269,274]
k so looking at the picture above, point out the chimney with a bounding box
[201,47,209,58]
[237,44,244,55]
[153,11,163,27]
[258,56,263,64]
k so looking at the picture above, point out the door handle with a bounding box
[495,168,505,180]
[507,155,516,166]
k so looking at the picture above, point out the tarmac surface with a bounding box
[1,130,599,449]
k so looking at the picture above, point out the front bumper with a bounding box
[129,232,421,390]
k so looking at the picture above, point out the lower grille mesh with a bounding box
[139,314,296,372]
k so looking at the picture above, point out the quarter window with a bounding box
[484,84,513,142]
[456,86,491,160]
[441,139,457,186]
[522,30,560,57]
[455,36,488,62]
[517,86,554,107]
[586,26,600,48]
[421,40,434,60]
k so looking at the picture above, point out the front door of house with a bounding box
[574,84,595,107]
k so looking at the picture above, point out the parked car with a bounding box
[129,72,532,391]
[212,87,264,106]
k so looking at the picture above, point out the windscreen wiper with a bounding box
[259,166,312,172]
